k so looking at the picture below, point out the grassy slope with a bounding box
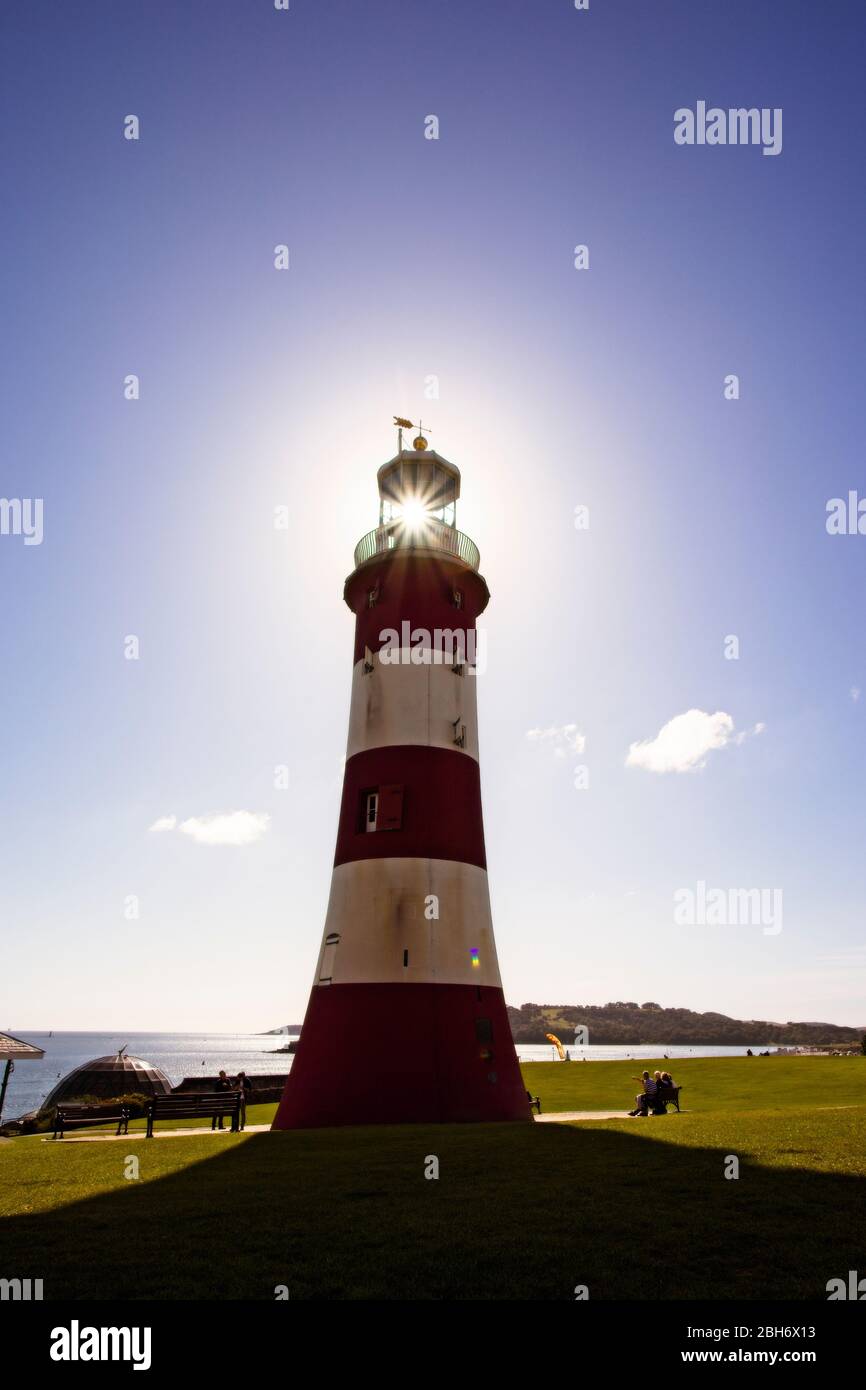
[1,1059,864,1300]
[523,1054,866,1112]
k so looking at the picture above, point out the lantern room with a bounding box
[377,446,461,529]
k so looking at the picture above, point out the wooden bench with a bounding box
[54,1104,130,1139]
[526,1091,542,1114]
[145,1091,242,1137]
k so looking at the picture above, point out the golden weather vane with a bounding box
[393,416,432,452]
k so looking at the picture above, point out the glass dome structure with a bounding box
[42,1050,173,1108]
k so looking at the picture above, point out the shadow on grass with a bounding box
[2,1121,864,1299]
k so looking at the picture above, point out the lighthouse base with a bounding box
[272,982,531,1129]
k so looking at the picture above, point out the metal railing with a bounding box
[353,519,480,572]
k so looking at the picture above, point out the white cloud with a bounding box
[177,811,270,846]
[526,723,586,758]
[149,811,270,845]
[626,709,763,774]
[851,687,861,704]
[734,720,766,746]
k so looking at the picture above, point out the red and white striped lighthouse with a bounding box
[273,428,530,1128]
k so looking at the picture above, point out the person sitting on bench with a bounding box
[628,1071,657,1116]
[648,1069,669,1114]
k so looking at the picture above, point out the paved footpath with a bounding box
[534,1110,629,1122]
[44,1114,636,1142]
[42,1125,273,1143]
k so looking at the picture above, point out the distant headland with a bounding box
[266,1004,863,1049]
[507,1001,864,1048]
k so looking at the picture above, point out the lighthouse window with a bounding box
[475,1019,493,1044]
[319,932,341,985]
[359,784,404,832]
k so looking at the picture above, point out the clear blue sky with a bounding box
[2,0,864,1030]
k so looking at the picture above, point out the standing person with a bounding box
[237,1071,253,1130]
[212,1069,230,1130]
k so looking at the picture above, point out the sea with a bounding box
[1,1031,295,1120]
[1,1031,779,1120]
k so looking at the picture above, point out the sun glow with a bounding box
[400,498,428,530]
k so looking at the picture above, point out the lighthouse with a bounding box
[273,426,530,1128]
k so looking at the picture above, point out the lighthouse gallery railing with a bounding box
[353,519,480,572]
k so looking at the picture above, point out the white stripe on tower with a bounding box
[346,646,480,761]
[314,857,501,986]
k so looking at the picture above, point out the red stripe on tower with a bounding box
[273,430,530,1128]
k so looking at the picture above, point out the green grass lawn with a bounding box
[523,1053,866,1113]
[1,1058,864,1300]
